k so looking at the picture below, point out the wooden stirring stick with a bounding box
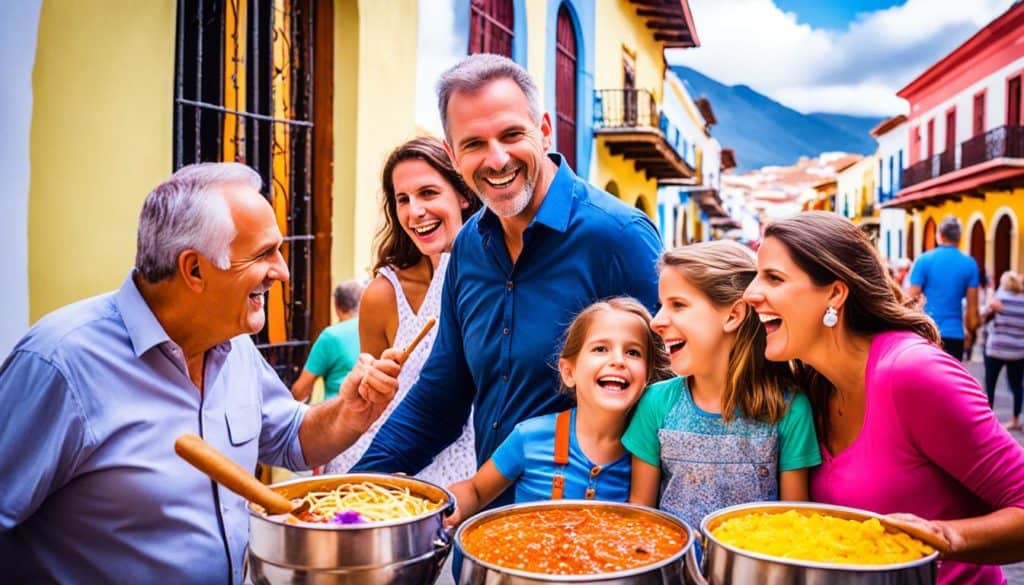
[397,317,436,366]
[175,433,301,516]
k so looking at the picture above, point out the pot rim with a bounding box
[248,472,455,531]
[700,501,940,572]
[454,499,694,582]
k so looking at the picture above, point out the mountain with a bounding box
[670,65,885,172]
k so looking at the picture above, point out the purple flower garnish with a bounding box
[332,510,366,525]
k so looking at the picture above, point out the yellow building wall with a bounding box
[29,0,176,321]
[911,189,1023,275]
[525,0,548,92]
[332,0,420,283]
[594,2,665,97]
[592,145,658,214]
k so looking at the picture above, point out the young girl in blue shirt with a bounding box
[446,297,671,526]
[622,241,820,534]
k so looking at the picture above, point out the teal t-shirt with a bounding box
[621,376,820,531]
[303,319,360,400]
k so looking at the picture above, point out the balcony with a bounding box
[961,124,1024,167]
[593,88,695,181]
[888,124,1024,209]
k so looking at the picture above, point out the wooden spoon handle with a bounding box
[175,433,294,515]
[398,317,437,365]
[880,516,951,553]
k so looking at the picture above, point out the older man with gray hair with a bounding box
[0,163,400,584]
[909,216,981,360]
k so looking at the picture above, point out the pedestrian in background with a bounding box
[908,216,980,361]
[291,279,364,403]
[744,211,1024,585]
[983,271,1024,431]
[326,136,482,487]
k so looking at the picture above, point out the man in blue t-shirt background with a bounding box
[291,279,363,402]
[909,216,980,361]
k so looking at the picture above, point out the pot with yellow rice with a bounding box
[692,502,938,585]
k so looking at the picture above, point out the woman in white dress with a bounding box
[326,137,481,486]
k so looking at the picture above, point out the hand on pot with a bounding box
[885,513,962,556]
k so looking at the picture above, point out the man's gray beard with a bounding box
[480,180,534,218]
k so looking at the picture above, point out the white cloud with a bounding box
[668,0,1015,117]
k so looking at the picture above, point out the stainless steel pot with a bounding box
[693,502,938,585]
[455,500,703,584]
[248,473,455,585]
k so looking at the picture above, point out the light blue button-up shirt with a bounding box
[0,273,309,584]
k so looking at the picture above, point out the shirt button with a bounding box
[503,327,510,335]
[590,465,602,477]
[502,374,509,381]
[757,466,770,477]
[506,281,514,292]
[492,421,499,430]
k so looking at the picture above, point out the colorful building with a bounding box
[835,155,880,244]
[883,2,1024,285]
[3,0,702,364]
[872,114,908,264]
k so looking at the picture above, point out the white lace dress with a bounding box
[325,254,477,486]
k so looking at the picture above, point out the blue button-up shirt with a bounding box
[354,155,662,508]
[0,273,308,584]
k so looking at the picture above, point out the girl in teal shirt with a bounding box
[622,241,820,534]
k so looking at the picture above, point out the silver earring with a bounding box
[823,306,838,328]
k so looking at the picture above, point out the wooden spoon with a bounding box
[174,433,305,516]
[397,317,436,366]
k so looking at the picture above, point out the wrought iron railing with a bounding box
[594,88,660,128]
[961,124,1024,168]
[901,125,1024,190]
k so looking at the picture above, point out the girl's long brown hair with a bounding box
[661,241,796,423]
[374,136,481,274]
[558,297,673,397]
[763,212,940,439]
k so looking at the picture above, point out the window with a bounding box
[469,0,514,57]
[1007,75,1021,126]
[174,0,330,385]
[944,108,956,154]
[973,91,986,136]
[926,118,935,159]
[554,3,577,171]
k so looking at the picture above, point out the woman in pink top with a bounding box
[744,212,1024,585]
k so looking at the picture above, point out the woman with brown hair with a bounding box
[326,136,482,485]
[743,211,1024,585]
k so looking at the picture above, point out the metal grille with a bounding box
[174,0,316,386]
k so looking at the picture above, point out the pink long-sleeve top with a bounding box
[810,331,1024,585]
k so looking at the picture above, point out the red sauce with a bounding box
[461,507,687,575]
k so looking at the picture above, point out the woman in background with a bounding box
[326,136,482,486]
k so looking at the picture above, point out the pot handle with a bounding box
[428,526,454,584]
[684,542,708,585]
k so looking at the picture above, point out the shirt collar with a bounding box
[477,153,575,235]
[115,271,173,357]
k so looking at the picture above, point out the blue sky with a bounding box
[775,0,906,30]
[668,0,1015,116]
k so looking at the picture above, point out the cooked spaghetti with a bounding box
[293,481,444,524]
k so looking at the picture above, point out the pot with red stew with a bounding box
[455,500,701,584]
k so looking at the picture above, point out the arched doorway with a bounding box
[969,219,986,287]
[634,194,651,218]
[469,0,514,57]
[994,214,1012,285]
[922,217,937,251]
[554,3,577,171]
[605,180,620,198]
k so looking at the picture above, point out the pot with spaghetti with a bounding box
[248,473,454,585]
[455,500,702,584]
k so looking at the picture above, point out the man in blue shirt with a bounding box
[0,163,400,584]
[353,55,661,504]
[909,216,980,360]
